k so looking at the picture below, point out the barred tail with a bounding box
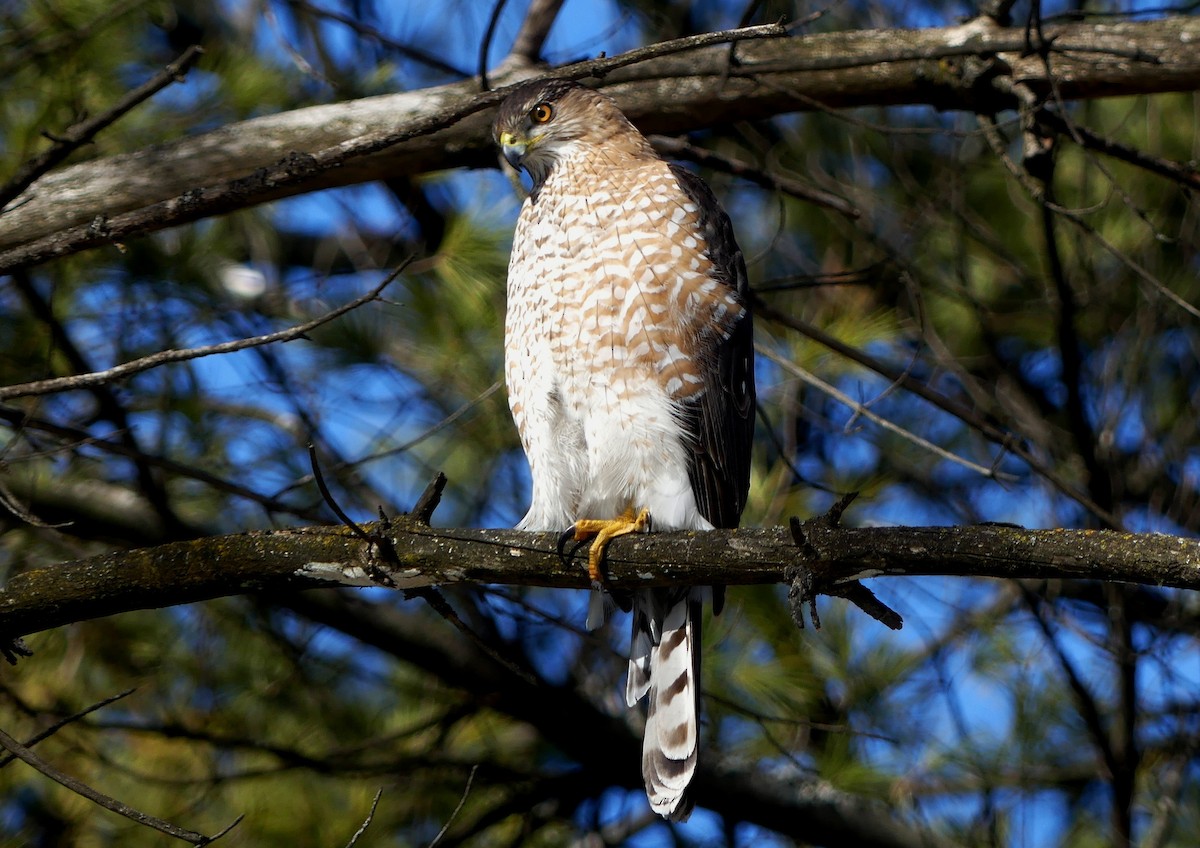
[627,588,700,821]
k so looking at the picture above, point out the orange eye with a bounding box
[529,102,553,124]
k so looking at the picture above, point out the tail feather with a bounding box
[626,613,653,707]
[629,588,701,821]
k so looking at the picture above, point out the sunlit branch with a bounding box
[7,16,1195,273]
[0,21,785,274]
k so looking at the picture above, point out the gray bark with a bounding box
[2,16,1197,265]
[2,517,1197,641]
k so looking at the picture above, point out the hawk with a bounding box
[494,79,755,821]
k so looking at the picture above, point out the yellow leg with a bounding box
[572,507,650,583]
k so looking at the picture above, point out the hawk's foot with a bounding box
[571,506,651,583]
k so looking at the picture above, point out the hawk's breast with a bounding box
[506,153,743,423]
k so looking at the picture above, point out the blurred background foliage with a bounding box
[2,0,1199,846]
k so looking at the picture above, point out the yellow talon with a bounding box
[573,507,650,583]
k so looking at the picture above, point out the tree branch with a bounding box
[2,16,1196,267]
[0,20,782,270]
[506,0,566,66]
[0,45,203,212]
[651,134,860,217]
[2,516,1198,644]
[0,268,402,401]
[0,687,135,768]
[759,344,1014,481]
[0,405,328,525]
[0,724,239,845]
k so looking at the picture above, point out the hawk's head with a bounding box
[493,79,645,189]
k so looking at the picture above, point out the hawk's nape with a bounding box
[494,79,754,821]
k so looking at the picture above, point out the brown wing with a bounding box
[669,164,755,532]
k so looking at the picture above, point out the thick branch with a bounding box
[2,16,1197,264]
[1,520,1197,641]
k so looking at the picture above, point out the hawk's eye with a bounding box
[529,102,553,124]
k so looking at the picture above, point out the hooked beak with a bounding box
[498,130,528,170]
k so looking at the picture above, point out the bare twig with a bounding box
[1068,211,1200,321]
[263,2,333,88]
[478,0,512,91]
[201,817,244,845]
[343,787,384,848]
[0,265,405,401]
[651,135,860,217]
[285,0,465,77]
[0,725,235,844]
[0,405,328,523]
[427,765,479,848]
[1019,588,1120,786]
[568,20,785,79]
[9,270,188,535]
[1014,101,1117,526]
[309,444,376,547]
[268,381,501,499]
[787,496,903,631]
[406,587,540,686]
[826,581,904,630]
[0,474,70,529]
[0,45,203,211]
[758,343,1015,481]
[408,472,447,526]
[980,110,1200,324]
[1036,109,1200,189]
[752,297,1012,445]
[376,381,503,461]
[483,0,568,86]
[0,688,135,768]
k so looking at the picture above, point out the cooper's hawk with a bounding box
[494,79,755,821]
